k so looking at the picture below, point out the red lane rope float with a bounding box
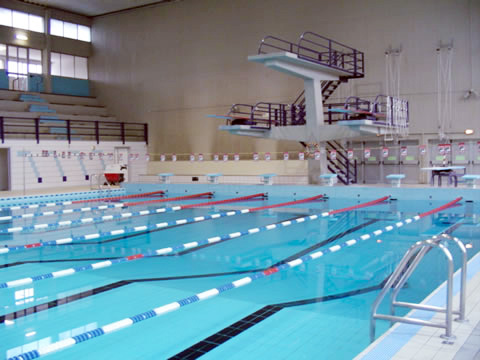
[249,194,324,212]
[329,195,390,215]
[124,192,214,207]
[418,197,462,218]
[71,190,165,204]
[178,193,267,210]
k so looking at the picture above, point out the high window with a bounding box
[50,19,90,42]
[51,52,88,79]
[0,44,42,90]
[0,8,44,33]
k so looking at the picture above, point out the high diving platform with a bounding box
[212,32,408,143]
[209,31,409,184]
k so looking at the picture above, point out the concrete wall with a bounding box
[90,0,480,156]
[0,140,147,191]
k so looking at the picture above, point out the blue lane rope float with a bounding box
[1,195,390,289]
[6,197,462,360]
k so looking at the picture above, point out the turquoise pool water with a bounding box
[0,188,479,359]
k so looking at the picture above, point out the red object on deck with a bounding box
[104,173,121,183]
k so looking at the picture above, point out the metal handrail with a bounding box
[370,236,467,343]
[1,115,147,144]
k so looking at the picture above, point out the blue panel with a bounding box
[51,76,90,96]
[28,74,44,92]
[0,69,8,89]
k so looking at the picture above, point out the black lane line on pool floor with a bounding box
[168,283,387,360]
[0,218,376,324]
[168,221,465,360]
[0,214,312,269]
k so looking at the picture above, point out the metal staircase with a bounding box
[370,234,467,343]
[325,140,357,185]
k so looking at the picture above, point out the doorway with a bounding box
[0,148,10,191]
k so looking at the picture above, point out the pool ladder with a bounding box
[370,234,467,344]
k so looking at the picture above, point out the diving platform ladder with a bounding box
[370,234,467,344]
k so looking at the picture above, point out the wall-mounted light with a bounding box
[465,129,474,135]
[15,33,28,41]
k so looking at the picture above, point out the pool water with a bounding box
[0,190,479,359]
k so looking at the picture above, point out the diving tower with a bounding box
[212,31,409,184]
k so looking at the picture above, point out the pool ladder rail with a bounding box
[370,234,467,344]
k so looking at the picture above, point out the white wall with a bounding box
[90,0,480,157]
[0,140,147,190]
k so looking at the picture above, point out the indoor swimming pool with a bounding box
[0,185,479,360]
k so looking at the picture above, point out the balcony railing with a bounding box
[0,116,148,144]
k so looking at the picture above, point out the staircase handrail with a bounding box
[327,141,356,179]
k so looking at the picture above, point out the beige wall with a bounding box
[148,159,308,176]
[90,0,480,156]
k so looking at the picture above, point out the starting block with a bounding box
[386,174,405,187]
[206,173,222,184]
[158,173,174,184]
[260,173,276,185]
[319,174,337,186]
[462,174,480,188]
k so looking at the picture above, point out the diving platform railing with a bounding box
[370,234,467,344]
[258,31,365,78]
[224,94,409,131]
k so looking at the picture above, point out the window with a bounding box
[51,52,88,79]
[0,8,44,33]
[5,45,43,90]
[49,19,91,42]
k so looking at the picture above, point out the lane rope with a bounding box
[1,195,388,289]
[0,189,158,213]
[7,197,461,360]
[70,190,165,204]
[0,193,266,254]
[0,192,214,232]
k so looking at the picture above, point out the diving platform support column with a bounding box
[304,78,327,184]
[248,52,346,184]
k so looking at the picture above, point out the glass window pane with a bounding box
[29,14,43,33]
[29,48,41,61]
[18,47,27,59]
[63,22,77,40]
[18,61,27,74]
[77,25,91,42]
[8,46,17,59]
[50,52,61,76]
[8,60,17,73]
[61,53,74,77]
[28,63,41,74]
[12,11,29,30]
[50,19,63,36]
[0,8,12,27]
[0,44,6,70]
[75,56,88,79]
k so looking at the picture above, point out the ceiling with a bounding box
[20,0,175,17]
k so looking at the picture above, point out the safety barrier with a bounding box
[7,197,462,359]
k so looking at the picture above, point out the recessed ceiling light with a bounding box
[465,129,474,135]
[15,34,28,41]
